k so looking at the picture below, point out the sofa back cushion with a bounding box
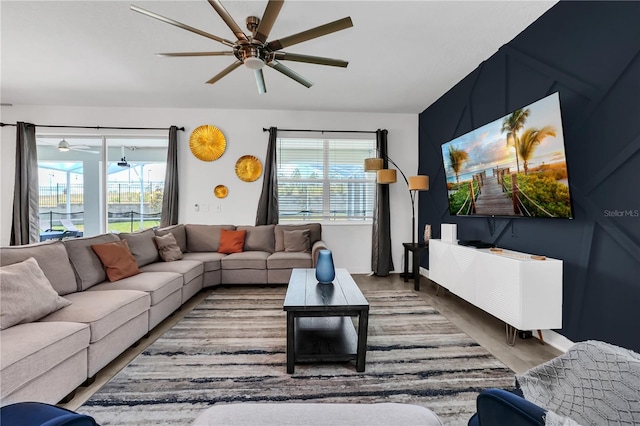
[274,223,322,252]
[118,228,160,267]
[64,233,119,290]
[185,224,236,252]
[0,241,78,296]
[236,225,275,253]
[155,224,187,253]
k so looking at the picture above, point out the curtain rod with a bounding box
[0,122,185,131]
[263,127,376,134]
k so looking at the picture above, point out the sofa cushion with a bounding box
[118,228,160,267]
[155,224,187,253]
[140,260,204,287]
[0,258,72,330]
[182,252,225,272]
[236,225,275,253]
[154,232,183,262]
[64,233,120,290]
[274,224,321,252]
[40,290,150,343]
[218,229,246,254]
[92,240,141,282]
[283,229,310,253]
[185,224,236,252]
[221,251,270,270]
[88,272,183,306]
[0,240,78,296]
[267,252,313,269]
[0,322,90,398]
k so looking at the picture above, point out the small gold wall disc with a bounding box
[235,155,262,182]
[214,185,228,198]
[189,125,226,161]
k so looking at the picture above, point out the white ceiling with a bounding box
[1,1,556,114]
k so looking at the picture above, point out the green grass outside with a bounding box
[63,221,161,233]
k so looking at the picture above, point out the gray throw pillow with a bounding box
[283,229,311,253]
[0,257,72,330]
[154,233,184,262]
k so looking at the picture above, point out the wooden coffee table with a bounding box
[283,268,369,373]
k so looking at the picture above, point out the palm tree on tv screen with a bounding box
[448,146,469,185]
[517,126,556,174]
[501,108,530,174]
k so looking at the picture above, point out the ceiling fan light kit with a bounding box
[131,0,353,93]
[58,139,70,152]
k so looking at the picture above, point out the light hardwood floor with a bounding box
[61,272,561,411]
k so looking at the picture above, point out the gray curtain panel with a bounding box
[160,125,179,227]
[11,122,39,245]
[255,127,279,225]
[371,129,394,275]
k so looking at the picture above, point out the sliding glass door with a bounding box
[106,137,168,233]
[36,134,168,238]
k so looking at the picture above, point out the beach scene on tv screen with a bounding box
[442,92,573,218]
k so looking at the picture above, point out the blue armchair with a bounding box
[468,388,546,426]
[0,402,98,426]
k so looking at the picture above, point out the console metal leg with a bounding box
[505,324,517,346]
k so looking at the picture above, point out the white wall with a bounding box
[0,105,418,273]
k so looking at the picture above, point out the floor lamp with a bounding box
[364,156,429,245]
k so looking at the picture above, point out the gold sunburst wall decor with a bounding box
[189,125,226,161]
[235,155,262,182]
[214,185,228,198]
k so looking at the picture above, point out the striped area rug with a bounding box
[79,286,514,425]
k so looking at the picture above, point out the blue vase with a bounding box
[315,249,336,284]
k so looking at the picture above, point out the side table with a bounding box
[402,242,429,291]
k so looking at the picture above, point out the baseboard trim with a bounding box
[419,267,573,353]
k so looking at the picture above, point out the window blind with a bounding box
[277,137,376,221]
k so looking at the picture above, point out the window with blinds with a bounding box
[277,137,376,222]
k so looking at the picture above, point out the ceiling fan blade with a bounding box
[267,61,313,88]
[206,61,243,85]
[267,17,353,51]
[207,0,248,42]
[71,148,100,154]
[157,51,234,57]
[273,52,348,68]
[131,5,235,48]
[254,0,284,44]
[254,69,267,94]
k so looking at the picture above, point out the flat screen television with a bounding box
[441,92,574,219]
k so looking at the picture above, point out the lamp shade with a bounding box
[377,169,397,184]
[364,157,384,171]
[408,175,429,191]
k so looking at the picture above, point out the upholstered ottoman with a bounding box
[193,403,443,425]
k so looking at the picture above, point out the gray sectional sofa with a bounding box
[0,223,326,406]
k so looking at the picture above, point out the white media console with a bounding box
[429,239,563,345]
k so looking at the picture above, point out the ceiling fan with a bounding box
[130,0,353,94]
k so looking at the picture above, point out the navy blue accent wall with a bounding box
[418,1,640,351]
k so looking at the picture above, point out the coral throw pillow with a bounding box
[91,240,141,282]
[218,229,246,254]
